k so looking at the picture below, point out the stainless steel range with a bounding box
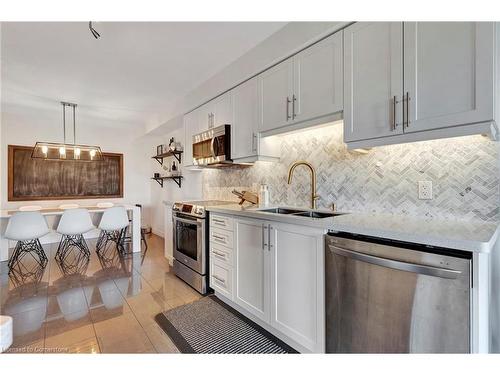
[172,200,233,294]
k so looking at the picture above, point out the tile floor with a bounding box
[0,234,202,353]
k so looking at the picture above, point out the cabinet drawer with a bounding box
[210,258,233,300]
[210,244,233,266]
[210,227,234,249]
[210,214,234,231]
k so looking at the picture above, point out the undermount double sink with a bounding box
[257,207,344,219]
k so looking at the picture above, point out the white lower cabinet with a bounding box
[268,222,325,353]
[234,218,270,322]
[230,216,325,353]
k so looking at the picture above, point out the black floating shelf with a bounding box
[151,176,183,188]
[152,150,183,165]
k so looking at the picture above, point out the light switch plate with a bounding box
[418,180,433,200]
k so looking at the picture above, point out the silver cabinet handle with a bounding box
[212,250,227,259]
[213,275,226,285]
[392,96,397,131]
[405,92,410,128]
[268,225,273,251]
[252,133,258,153]
[328,244,462,279]
[208,113,211,128]
[262,224,268,249]
[286,97,291,121]
[212,218,226,224]
[292,94,296,120]
[212,234,226,241]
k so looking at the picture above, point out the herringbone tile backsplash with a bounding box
[202,122,500,222]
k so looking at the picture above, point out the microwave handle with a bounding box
[210,136,217,158]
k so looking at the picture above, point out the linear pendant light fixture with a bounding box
[31,102,104,162]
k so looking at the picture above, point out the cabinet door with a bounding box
[269,222,324,352]
[293,31,343,123]
[183,110,198,167]
[197,102,213,131]
[259,58,294,133]
[403,22,494,133]
[234,218,269,322]
[344,22,404,143]
[232,79,259,160]
[212,91,233,127]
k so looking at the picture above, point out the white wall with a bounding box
[1,102,161,228]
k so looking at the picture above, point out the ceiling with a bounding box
[1,22,286,130]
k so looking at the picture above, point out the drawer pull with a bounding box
[213,275,226,285]
[213,234,226,241]
[212,251,227,259]
[213,218,226,224]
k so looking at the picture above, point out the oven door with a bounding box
[172,214,205,274]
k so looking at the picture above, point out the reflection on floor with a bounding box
[0,234,202,353]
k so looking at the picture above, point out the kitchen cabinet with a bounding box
[343,22,404,142]
[234,218,269,322]
[197,91,233,130]
[268,222,325,352]
[183,109,201,167]
[259,32,344,135]
[231,216,325,352]
[403,22,494,133]
[344,22,497,147]
[292,31,343,125]
[259,58,294,133]
[232,77,280,162]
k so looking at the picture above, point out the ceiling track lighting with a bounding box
[89,21,101,39]
[31,101,103,162]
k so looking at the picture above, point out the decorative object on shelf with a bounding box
[168,137,176,151]
[232,189,259,205]
[175,142,183,152]
[154,172,160,178]
[156,145,163,156]
[151,175,183,188]
[32,102,103,162]
[171,160,177,171]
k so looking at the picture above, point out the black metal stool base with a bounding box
[8,239,48,271]
[96,229,126,256]
[55,234,90,261]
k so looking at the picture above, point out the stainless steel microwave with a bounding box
[192,124,231,167]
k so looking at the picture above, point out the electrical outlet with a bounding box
[418,180,433,200]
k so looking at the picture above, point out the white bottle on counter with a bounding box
[259,184,270,207]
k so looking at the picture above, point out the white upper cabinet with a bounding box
[234,218,269,322]
[183,109,200,167]
[293,31,343,124]
[259,32,344,135]
[343,22,404,143]
[259,58,294,133]
[344,21,497,147]
[403,22,495,133]
[232,78,259,160]
[212,91,233,128]
[197,101,214,131]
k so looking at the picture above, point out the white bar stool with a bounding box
[96,206,130,255]
[5,212,49,269]
[55,208,95,261]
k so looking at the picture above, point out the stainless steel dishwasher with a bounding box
[325,232,472,353]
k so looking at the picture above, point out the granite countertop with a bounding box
[206,203,500,253]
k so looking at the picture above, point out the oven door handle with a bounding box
[173,216,203,226]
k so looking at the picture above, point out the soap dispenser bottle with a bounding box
[259,184,270,207]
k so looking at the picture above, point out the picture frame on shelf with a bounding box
[156,145,163,156]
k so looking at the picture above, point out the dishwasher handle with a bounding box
[328,244,462,279]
